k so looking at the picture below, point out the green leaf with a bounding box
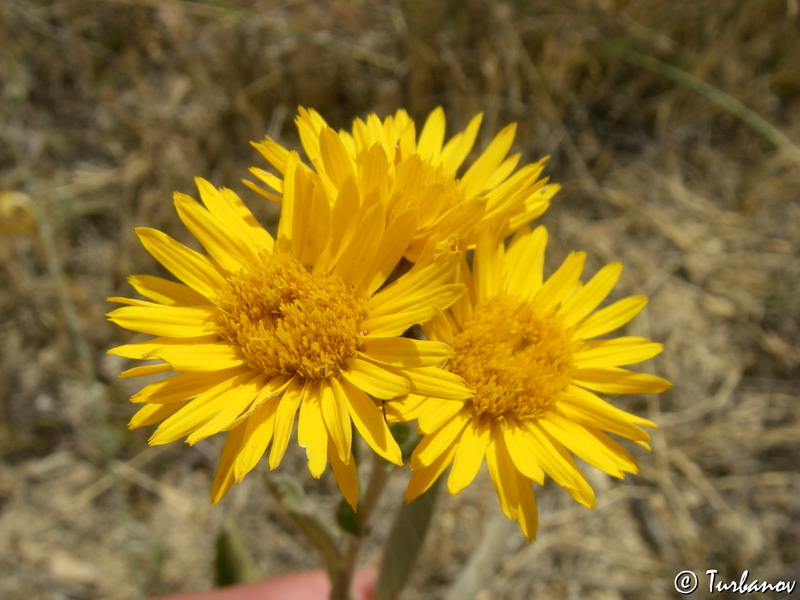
[336,498,360,535]
[375,477,442,600]
[214,519,259,587]
[389,422,418,461]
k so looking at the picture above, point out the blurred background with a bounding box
[1,1,798,598]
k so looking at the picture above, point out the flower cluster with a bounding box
[108,108,670,539]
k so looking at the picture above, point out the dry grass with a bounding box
[1,0,798,598]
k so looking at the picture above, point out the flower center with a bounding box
[216,252,369,380]
[450,296,575,420]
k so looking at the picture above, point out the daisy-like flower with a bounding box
[397,225,671,539]
[246,107,558,261]
[107,160,470,507]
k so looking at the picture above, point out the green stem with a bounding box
[618,48,800,169]
[329,453,392,600]
[444,512,515,600]
[263,472,343,580]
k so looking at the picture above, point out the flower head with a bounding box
[246,107,558,261]
[397,226,671,539]
[107,165,471,507]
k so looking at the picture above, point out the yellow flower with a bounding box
[399,226,671,539]
[246,107,558,261]
[107,165,471,507]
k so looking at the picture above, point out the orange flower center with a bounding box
[216,252,368,380]
[450,296,575,420]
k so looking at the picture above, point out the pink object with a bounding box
[153,569,377,600]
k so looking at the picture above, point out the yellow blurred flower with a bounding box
[396,225,671,540]
[0,190,36,235]
[107,165,471,507]
[246,107,558,261]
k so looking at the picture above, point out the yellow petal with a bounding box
[321,378,352,465]
[107,297,153,307]
[503,419,545,483]
[368,251,459,316]
[417,107,445,161]
[558,384,656,440]
[358,144,390,206]
[507,183,559,231]
[217,185,275,252]
[298,383,328,478]
[147,371,258,445]
[361,285,464,337]
[405,440,456,502]
[151,343,246,372]
[118,363,171,379]
[483,180,550,241]
[484,159,546,208]
[511,465,539,540]
[473,231,504,304]
[318,176,360,271]
[233,399,279,482]
[185,373,267,445]
[360,337,454,368]
[337,377,402,465]
[572,296,648,340]
[244,169,282,203]
[173,193,250,272]
[539,412,638,478]
[458,123,516,199]
[448,260,475,330]
[131,367,246,404]
[224,375,292,430]
[107,305,218,338]
[447,417,490,494]
[211,423,248,503]
[128,401,185,429]
[412,407,470,468]
[298,182,331,267]
[341,356,409,399]
[571,368,672,395]
[417,398,466,434]
[385,393,428,422]
[334,196,385,289]
[251,137,291,174]
[484,432,520,519]
[504,225,547,300]
[296,107,327,167]
[328,438,359,510]
[268,376,305,469]
[492,427,539,539]
[522,421,596,508]
[365,209,417,295]
[135,227,226,299]
[440,112,482,174]
[388,366,472,401]
[560,262,623,328]
[319,127,357,189]
[423,310,457,346]
[534,251,585,313]
[420,195,485,243]
[288,163,317,262]
[481,152,520,193]
[127,275,209,306]
[575,337,664,368]
[108,336,215,360]
[276,152,301,254]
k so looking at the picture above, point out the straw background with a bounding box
[1,1,798,598]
